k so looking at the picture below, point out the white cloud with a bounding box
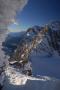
[0,0,29,34]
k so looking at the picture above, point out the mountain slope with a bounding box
[3,65,60,90]
[1,21,60,90]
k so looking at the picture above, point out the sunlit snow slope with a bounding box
[3,65,60,90]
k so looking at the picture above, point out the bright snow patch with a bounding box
[5,66,51,86]
[3,65,60,90]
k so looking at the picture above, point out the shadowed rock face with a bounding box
[9,21,60,59]
[48,21,60,54]
[0,84,3,90]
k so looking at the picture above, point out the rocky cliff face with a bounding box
[8,21,60,75]
[48,21,60,54]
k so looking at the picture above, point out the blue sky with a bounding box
[9,0,60,32]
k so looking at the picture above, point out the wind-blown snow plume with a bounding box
[0,0,28,86]
[0,0,28,34]
[0,0,28,69]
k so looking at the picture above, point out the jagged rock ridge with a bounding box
[8,21,60,75]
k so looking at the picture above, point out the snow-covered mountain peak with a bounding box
[0,21,60,89]
[49,21,60,31]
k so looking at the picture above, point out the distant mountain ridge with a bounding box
[2,21,60,57]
